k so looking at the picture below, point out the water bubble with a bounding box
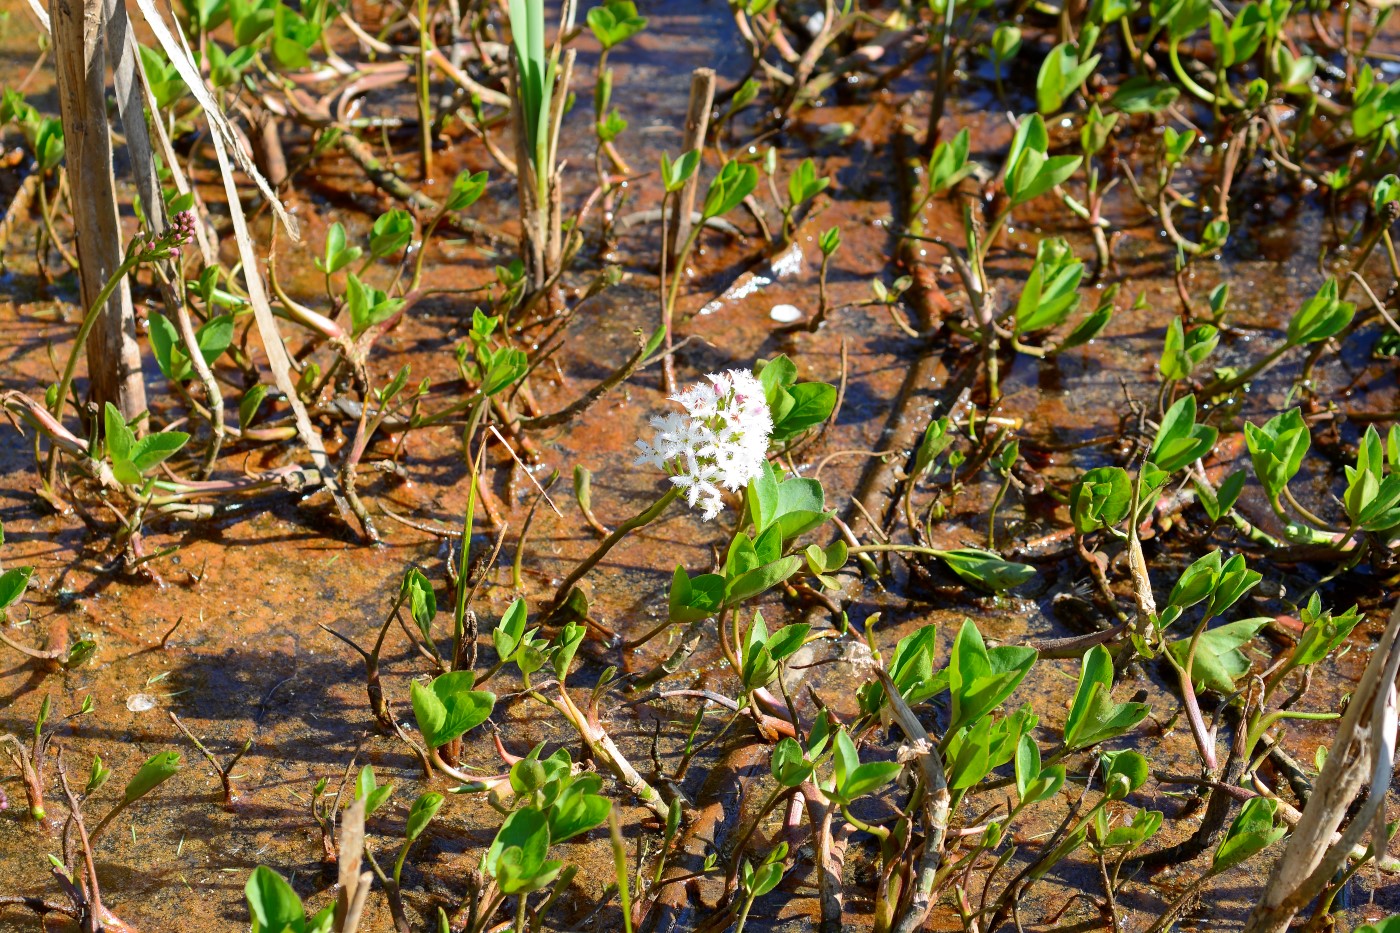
[126,694,158,713]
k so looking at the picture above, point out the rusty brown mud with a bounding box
[1,1,1399,932]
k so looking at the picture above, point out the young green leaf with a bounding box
[1062,645,1150,751]
[411,672,496,749]
[125,751,182,804]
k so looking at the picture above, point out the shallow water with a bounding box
[1,1,1399,931]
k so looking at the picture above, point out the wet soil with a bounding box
[1,1,1400,931]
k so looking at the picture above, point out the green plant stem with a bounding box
[1281,485,1343,533]
[88,798,132,846]
[409,212,446,294]
[840,803,890,843]
[453,413,484,668]
[1202,341,1291,396]
[608,810,634,933]
[548,485,681,612]
[663,223,704,363]
[734,893,759,933]
[987,468,1014,549]
[51,250,140,421]
[1169,40,1231,106]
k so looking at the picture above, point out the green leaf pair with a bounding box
[1037,39,1101,115]
[586,0,647,49]
[948,620,1037,735]
[1244,408,1309,507]
[701,160,759,221]
[346,274,406,337]
[1062,645,1150,752]
[1159,319,1218,382]
[410,671,496,749]
[739,611,809,690]
[946,704,1036,790]
[1344,425,1400,532]
[104,403,190,487]
[149,312,234,383]
[1148,395,1218,474]
[1014,237,1084,335]
[1003,115,1082,208]
[746,459,831,541]
[828,729,903,805]
[1286,277,1355,347]
[755,355,837,445]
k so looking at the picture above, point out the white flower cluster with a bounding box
[635,370,773,520]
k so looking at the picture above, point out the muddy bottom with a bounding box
[2,0,1400,931]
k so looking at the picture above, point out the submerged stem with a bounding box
[548,485,681,613]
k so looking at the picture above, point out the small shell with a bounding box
[770,304,803,324]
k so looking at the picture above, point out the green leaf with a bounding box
[936,548,1036,593]
[1167,550,1222,612]
[1212,796,1285,873]
[771,737,814,787]
[928,128,973,193]
[1167,617,1270,693]
[1244,408,1310,505]
[1069,466,1132,534]
[660,150,700,192]
[701,160,759,220]
[0,566,34,611]
[725,556,802,605]
[1063,645,1149,751]
[444,170,490,212]
[1109,76,1180,113]
[1286,278,1355,346]
[774,381,837,443]
[669,568,727,623]
[401,568,437,644]
[411,672,496,748]
[547,778,611,843]
[104,403,136,466]
[787,158,830,206]
[240,385,270,430]
[316,221,361,275]
[346,274,406,337]
[947,620,1036,734]
[1014,237,1083,334]
[245,865,305,933]
[369,209,415,260]
[355,764,394,816]
[586,0,647,49]
[125,751,182,804]
[1149,394,1217,474]
[148,312,180,380]
[1037,41,1101,114]
[1057,299,1113,351]
[129,432,191,475]
[833,731,902,802]
[1100,749,1148,799]
[747,462,830,539]
[485,806,557,893]
[405,791,445,844]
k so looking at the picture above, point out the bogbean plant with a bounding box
[2,0,1400,928]
[282,327,1377,932]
